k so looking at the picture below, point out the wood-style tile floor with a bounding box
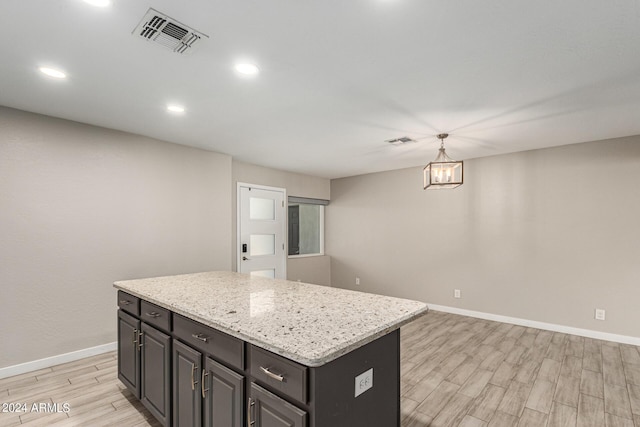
[0,352,160,427]
[400,311,640,427]
[0,311,638,426]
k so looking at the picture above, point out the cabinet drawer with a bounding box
[173,314,244,370]
[117,291,140,316]
[250,346,307,404]
[140,300,171,332]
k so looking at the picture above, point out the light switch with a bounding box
[355,368,373,397]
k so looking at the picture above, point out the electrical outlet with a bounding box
[354,368,373,397]
[454,289,461,298]
[595,309,606,321]
[355,277,360,285]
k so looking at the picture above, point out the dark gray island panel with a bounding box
[310,330,401,427]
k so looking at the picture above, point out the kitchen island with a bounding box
[114,271,428,427]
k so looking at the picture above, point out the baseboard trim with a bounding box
[0,342,117,380]
[427,304,640,346]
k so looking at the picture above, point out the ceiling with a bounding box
[1,1,639,179]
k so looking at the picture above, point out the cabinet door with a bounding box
[250,383,306,427]
[117,310,140,398]
[141,322,171,427]
[173,340,202,427]
[203,357,244,427]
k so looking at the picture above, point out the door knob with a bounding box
[242,256,250,261]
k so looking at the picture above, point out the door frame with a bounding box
[236,182,287,278]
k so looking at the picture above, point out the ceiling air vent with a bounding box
[133,8,208,55]
[386,136,416,146]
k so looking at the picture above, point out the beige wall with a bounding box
[328,136,640,338]
[0,107,232,368]
[287,255,332,287]
[231,160,331,284]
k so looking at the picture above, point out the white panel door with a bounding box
[238,185,286,279]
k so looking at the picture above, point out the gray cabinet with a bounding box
[173,340,202,427]
[172,342,245,427]
[117,296,173,427]
[141,322,172,427]
[248,345,307,427]
[203,357,244,427]
[117,309,140,397]
[249,383,307,427]
[172,314,245,427]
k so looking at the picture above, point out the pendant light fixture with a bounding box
[423,133,463,190]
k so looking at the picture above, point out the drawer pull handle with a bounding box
[191,333,209,343]
[119,300,131,305]
[132,329,138,345]
[260,366,285,382]
[201,370,208,398]
[137,331,143,351]
[190,363,199,391]
[247,397,255,426]
[145,312,161,318]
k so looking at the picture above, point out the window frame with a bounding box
[287,196,327,259]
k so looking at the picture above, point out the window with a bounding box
[288,197,327,257]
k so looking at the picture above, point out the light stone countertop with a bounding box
[114,271,428,367]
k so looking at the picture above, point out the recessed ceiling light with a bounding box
[83,0,111,7]
[167,105,185,113]
[234,63,260,76]
[39,67,67,79]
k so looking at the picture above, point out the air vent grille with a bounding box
[386,136,416,146]
[133,8,208,55]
